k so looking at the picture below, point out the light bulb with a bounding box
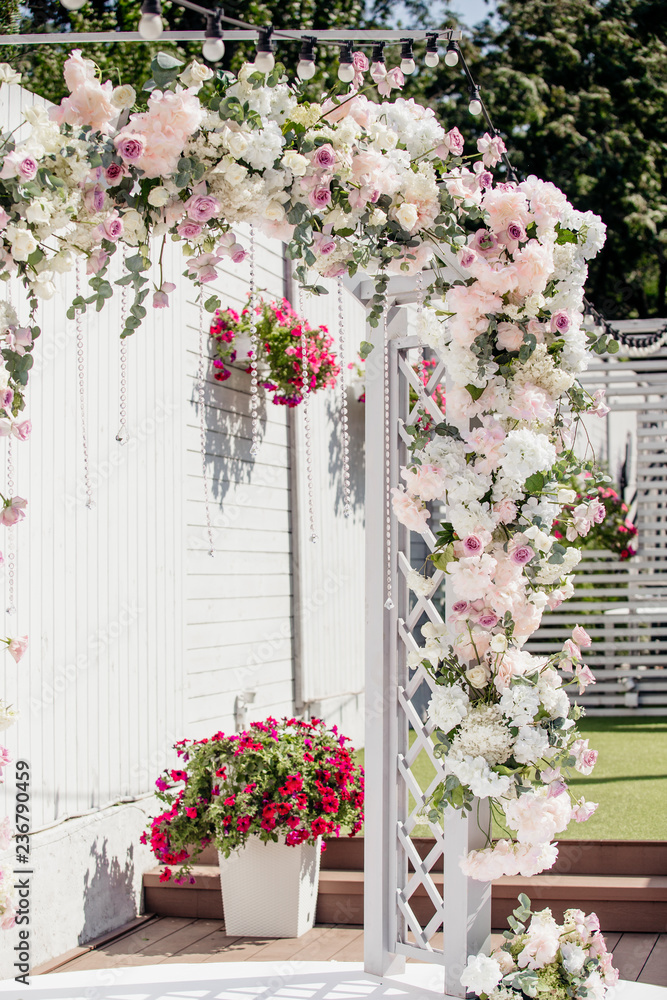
[400,57,416,75]
[297,59,316,80]
[371,61,386,77]
[138,12,163,39]
[202,37,225,62]
[254,50,275,73]
[445,48,459,66]
[469,98,482,116]
[338,63,355,83]
[425,50,439,68]
[61,0,87,10]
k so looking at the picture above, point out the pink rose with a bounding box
[571,797,598,823]
[0,496,27,526]
[18,157,37,181]
[114,133,145,162]
[571,738,598,774]
[102,212,123,241]
[352,51,369,72]
[0,389,13,410]
[589,388,610,418]
[230,244,248,264]
[314,144,336,170]
[450,600,469,617]
[506,220,526,242]
[510,544,534,566]
[572,625,592,648]
[309,186,332,208]
[444,126,464,156]
[184,193,221,223]
[458,247,476,268]
[471,229,499,255]
[575,661,596,694]
[186,252,223,284]
[87,249,109,275]
[152,282,176,309]
[462,534,485,556]
[7,635,28,663]
[85,186,105,214]
[104,162,126,184]
[550,310,570,333]
[12,420,31,441]
[477,611,499,628]
[177,220,203,240]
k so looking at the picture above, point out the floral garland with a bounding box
[461,894,618,1000]
[142,717,364,883]
[209,296,339,405]
[391,176,611,880]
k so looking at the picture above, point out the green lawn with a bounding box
[356,717,667,840]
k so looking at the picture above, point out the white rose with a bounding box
[147,186,171,208]
[111,85,136,110]
[0,64,21,86]
[465,664,491,689]
[31,270,56,300]
[24,105,48,127]
[283,150,309,177]
[557,488,577,504]
[369,208,387,226]
[6,225,37,262]
[25,202,50,226]
[50,250,76,274]
[264,201,286,222]
[490,634,508,653]
[224,162,247,185]
[226,132,250,159]
[121,209,147,246]
[180,61,214,88]
[395,201,419,231]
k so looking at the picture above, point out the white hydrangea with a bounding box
[513,725,551,765]
[501,429,557,484]
[499,684,541,727]
[460,954,503,996]
[450,706,515,766]
[447,752,513,798]
[427,683,469,734]
[406,569,433,597]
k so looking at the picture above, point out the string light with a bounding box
[425,33,439,68]
[254,27,275,73]
[370,41,386,78]
[138,0,163,39]
[468,85,482,116]
[60,0,87,10]
[400,38,416,75]
[297,35,317,80]
[338,40,355,83]
[445,39,459,66]
[202,9,225,62]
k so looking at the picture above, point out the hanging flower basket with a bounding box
[142,717,364,936]
[219,835,321,937]
[209,298,340,406]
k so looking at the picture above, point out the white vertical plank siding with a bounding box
[183,229,296,738]
[289,280,367,746]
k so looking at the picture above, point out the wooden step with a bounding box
[143,865,667,933]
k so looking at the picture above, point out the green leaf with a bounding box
[204,295,221,313]
[359,341,374,360]
[465,383,485,401]
[155,52,184,70]
[524,472,545,493]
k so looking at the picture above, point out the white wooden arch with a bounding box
[348,264,492,996]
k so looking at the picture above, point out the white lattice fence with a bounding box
[364,306,490,994]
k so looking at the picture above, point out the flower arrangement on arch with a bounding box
[141,717,364,883]
[209,297,340,406]
[553,474,637,560]
[461,894,618,1000]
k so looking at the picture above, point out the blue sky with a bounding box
[451,0,496,28]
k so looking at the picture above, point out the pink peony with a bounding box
[513,240,554,297]
[496,321,524,352]
[400,463,446,502]
[7,635,28,663]
[391,487,429,533]
[517,909,562,970]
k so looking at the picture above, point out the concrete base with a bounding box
[0,961,664,1000]
[0,796,158,980]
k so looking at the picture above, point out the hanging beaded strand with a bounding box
[336,276,351,519]
[75,262,94,509]
[5,436,15,616]
[414,269,427,401]
[297,282,317,543]
[116,250,129,445]
[248,225,261,459]
[383,304,394,611]
[197,293,215,558]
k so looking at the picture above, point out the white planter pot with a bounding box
[232,333,253,363]
[219,836,321,938]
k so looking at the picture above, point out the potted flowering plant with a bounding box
[142,717,364,938]
[461,894,618,1000]
[209,297,340,407]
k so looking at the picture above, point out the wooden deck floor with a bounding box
[44,917,667,986]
